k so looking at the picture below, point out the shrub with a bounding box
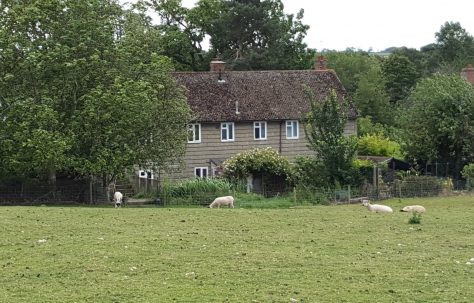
[223,147,292,180]
[357,133,402,158]
[408,213,422,224]
[461,163,474,190]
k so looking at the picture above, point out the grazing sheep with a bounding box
[362,199,393,213]
[209,196,234,208]
[400,205,426,213]
[114,191,123,208]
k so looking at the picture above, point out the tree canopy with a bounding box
[401,75,474,178]
[0,0,191,183]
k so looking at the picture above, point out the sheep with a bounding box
[362,199,393,213]
[114,191,123,208]
[400,205,426,213]
[209,196,234,208]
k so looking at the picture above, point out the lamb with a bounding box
[114,191,123,208]
[362,199,393,213]
[209,196,234,208]
[400,205,426,213]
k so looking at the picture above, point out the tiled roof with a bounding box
[173,69,356,122]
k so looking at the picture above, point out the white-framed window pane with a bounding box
[221,122,234,141]
[188,123,201,143]
[254,121,267,140]
[194,167,208,178]
[286,120,298,139]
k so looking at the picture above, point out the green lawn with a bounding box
[1,195,473,302]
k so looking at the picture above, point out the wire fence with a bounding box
[0,181,108,205]
[0,175,470,206]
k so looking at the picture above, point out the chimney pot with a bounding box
[461,64,474,85]
[315,55,327,70]
[210,58,226,72]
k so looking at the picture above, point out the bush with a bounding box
[408,213,422,224]
[461,163,474,190]
[223,147,292,180]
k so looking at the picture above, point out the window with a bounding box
[138,169,154,179]
[188,123,201,143]
[194,167,208,178]
[286,120,299,139]
[221,122,234,142]
[254,121,267,140]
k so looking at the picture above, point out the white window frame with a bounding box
[188,123,201,143]
[220,122,235,142]
[138,169,154,179]
[254,121,267,140]
[286,120,299,139]
[194,167,208,178]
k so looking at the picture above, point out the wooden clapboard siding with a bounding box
[160,119,356,180]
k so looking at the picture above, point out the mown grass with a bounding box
[0,195,473,302]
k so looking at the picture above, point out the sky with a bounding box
[177,0,474,52]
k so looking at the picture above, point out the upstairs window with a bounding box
[254,121,267,140]
[221,122,235,142]
[188,123,201,143]
[286,120,299,139]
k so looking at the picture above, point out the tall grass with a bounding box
[160,178,234,206]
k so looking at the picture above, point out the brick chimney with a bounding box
[210,59,225,72]
[314,55,327,70]
[461,64,474,84]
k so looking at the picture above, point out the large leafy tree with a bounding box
[435,21,474,71]
[401,75,474,179]
[353,64,392,125]
[151,0,314,70]
[304,90,357,186]
[0,0,191,183]
[381,53,420,103]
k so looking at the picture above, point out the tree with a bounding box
[381,53,420,103]
[304,90,357,186]
[435,21,474,70]
[324,50,374,96]
[155,0,314,70]
[0,0,191,183]
[401,75,474,179]
[353,64,392,125]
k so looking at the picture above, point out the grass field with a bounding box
[1,195,473,302]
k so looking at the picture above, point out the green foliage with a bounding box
[435,21,474,71]
[0,0,191,182]
[461,163,474,190]
[357,133,403,158]
[381,53,421,103]
[408,212,422,224]
[324,50,375,96]
[304,90,358,186]
[401,74,474,178]
[353,64,392,125]
[357,116,388,137]
[160,178,233,206]
[291,156,329,188]
[223,147,292,180]
[0,99,70,178]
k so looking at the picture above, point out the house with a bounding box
[160,58,357,180]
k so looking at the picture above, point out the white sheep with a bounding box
[209,196,234,208]
[362,199,393,213]
[400,205,426,213]
[114,191,123,208]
